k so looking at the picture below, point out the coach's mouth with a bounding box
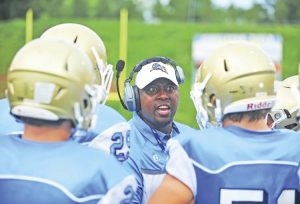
[156,104,171,116]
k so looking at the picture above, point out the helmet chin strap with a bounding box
[190,72,212,129]
[92,47,113,104]
[215,99,222,126]
[101,63,113,104]
[74,102,84,129]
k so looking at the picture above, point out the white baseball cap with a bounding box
[135,61,178,89]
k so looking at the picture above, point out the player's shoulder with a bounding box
[273,128,300,149]
[174,121,198,143]
[0,133,22,143]
[96,104,126,121]
[0,98,11,118]
[175,121,198,134]
[264,128,300,145]
[91,104,126,135]
[0,97,9,106]
[71,139,129,172]
[0,133,12,143]
[176,126,225,145]
[91,121,131,142]
[276,128,300,136]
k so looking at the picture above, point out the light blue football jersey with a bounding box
[89,113,198,204]
[0,134,137,204]
[0,98,126,143]
[176,125,300,204]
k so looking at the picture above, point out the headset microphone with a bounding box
[116,60,125,78]
[116,60,128,110]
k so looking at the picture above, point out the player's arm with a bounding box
[148,174,194,204]
[148,139,196,204]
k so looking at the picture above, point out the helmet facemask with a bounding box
[267,76,300,131]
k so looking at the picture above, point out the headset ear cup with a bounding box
[133,85,140,112]
[175,66,185,84]
[123,81,136,112]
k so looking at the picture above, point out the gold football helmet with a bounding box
[191,41,276,128]
[40,23,113,104]
[267,76,300,130]
[7,39,97,130]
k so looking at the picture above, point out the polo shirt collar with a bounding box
[132,112,180,145]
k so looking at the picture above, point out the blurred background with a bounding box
[0,0,299,127]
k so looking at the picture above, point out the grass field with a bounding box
[0,18,299,127]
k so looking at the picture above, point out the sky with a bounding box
[211,0,266,9]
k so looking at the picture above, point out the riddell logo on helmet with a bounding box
[246,101,274,110]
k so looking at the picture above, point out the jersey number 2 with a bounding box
[110,130,130,161]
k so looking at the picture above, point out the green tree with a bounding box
[0,0,31,19]
[95,0,128,19]
[274,0,300,23]
[95,0,111,18]
[31,0,69,18]
[154,1,172,21]
[121,0,142,19]
[244,3,269,23]
[73,0,88,18]
[274,0,289,23]
[194,0,214,22]
[168,0,189,21]
[225,5,242,23]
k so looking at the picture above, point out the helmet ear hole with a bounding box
[83,99,89,109]
[266,113,275,128]
[209,94,216,107]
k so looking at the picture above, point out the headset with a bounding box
[116,56,185,112]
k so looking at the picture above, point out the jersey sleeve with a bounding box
[165,139,197,198]
[88,122,131,161]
